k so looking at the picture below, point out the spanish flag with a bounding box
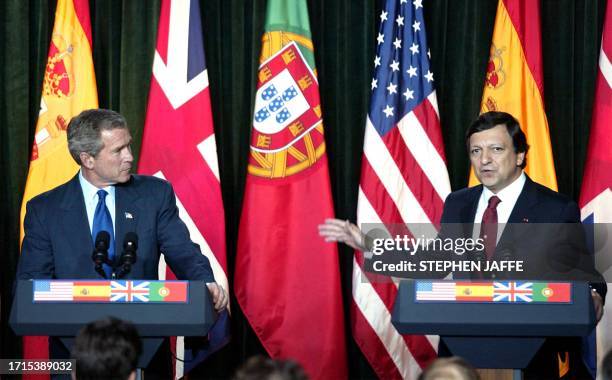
[455,282,494,301]
[19,0,97,376]
[470,0,557,190]
[73,281,111,301]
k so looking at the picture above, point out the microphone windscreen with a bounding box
[95,231,110,250]
[124,231,139,250]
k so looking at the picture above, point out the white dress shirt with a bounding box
[472,172,526,243]
[79,170,116,235]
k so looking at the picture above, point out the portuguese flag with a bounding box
[532,282,571,303]
[149,282,188,302]
[234,0,347,378]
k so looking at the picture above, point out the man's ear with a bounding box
[516,152,525,167]
[80,152,94,169]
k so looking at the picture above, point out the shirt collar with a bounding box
[78,169,115,202]
[481,171,526,205]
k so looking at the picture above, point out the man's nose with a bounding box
[123,148,134,162]
[480,150,491,165]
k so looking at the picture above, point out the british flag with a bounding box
[352,0,451,378]
[139,0,229,377]
[110,281,150,302]
[493,281,533,303]
[579,1,612,374]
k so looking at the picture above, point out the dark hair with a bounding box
[67,108,128,165]
[72,317,142,380]
[465,111,529,168]
[602,349,612,380]
[233,355,309,380]
[418,357,480,380]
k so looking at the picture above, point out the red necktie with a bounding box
[480,195,501,260]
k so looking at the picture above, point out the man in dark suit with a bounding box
[319,111,605,378]
[17,108,227,310]
[18,108,226,309]
[17,109,227,379]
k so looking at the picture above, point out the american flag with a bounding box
[415,281,456,301]
[33,281,74,301]
[493,281,533,303]
[353,0,451,378]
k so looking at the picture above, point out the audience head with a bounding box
[233,355,309,380]
[72,317,142,380]
[601,349,612,380]
[418,357,480,380]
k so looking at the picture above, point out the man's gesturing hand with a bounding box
[318,218,367,251]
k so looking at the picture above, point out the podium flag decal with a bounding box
[32,280,189,303]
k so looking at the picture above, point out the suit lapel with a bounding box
[497,177,538,251]
[507,177,538,223]
[115,177,140,256]
[459,185,482,236]
[59,174,92,255]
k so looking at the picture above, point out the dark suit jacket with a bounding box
[439,176,606,297]
[437,176,605,378]
[17,174,215,282]
[442,175,580,224]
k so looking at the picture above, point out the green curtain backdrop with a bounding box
[0,0,606,378]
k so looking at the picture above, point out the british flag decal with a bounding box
[493,281,533,303]
[110,281,151,302]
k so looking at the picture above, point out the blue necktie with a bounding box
[92,189,115,277]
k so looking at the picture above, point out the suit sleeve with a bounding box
[17,201,55,280]
[156,182,216,283]
[560,199,581,223]
[363,194,460,279]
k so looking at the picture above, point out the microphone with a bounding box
[499,247,514,261]
[473,249,487,264]
[92,231,110,278]
[497,247,514,279]
[472,247,488,280]
[116,232,138,279]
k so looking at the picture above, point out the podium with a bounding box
[391,280,596,377]
[10,280,217,368]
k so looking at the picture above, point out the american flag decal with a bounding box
[415,281,456,301]
[33,280,74,301]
